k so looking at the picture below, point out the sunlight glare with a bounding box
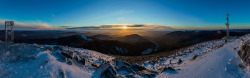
[121,26,128,29]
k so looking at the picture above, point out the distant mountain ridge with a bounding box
[10,30,250,56]
[26,34,159,56]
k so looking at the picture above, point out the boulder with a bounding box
[61,50,76,59]
[137,70,156,77]
[191,54,198,60]
[91,63,101,68]
[129,64,146,72]
[116,60,130,69]
[101,66,117,78]
[158,67,176,74]
[117,65,135,75]
[177,59,183,64]
[61,52,73,59]
[78,58,85,65]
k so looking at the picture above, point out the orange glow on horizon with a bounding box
[121,26,128,29]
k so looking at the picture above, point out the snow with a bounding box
[142,45,159,55]
[0,42,114,78]
[157,34,250,78]
[141,48,153,55]
[77,34,88,40]
[141,39,226,71]
[77,34,93,42]
[1,34,250,78]
[0,49,92,78]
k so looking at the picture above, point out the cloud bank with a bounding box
[0,21,54,30]
[66,24,175,30]
[0,20,175,30]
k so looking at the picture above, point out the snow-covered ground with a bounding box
[142,39,226,71]
[0,42,114,78]
[0,34,250,78]
[156,34,250,78]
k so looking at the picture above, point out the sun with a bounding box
[121,26,128,29]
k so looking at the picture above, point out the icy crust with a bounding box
[0,42,114,78]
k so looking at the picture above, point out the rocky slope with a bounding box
[238,39,250,66]
[0,41,156,78]
[1,34,250,78]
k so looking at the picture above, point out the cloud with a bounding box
[59,26,73,28]
[128,25,144,27]
[66,24,176,30]
[141,25,174,30]
[67,26,100,29]
[0,21,55,30]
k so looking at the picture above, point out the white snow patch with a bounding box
[156,34,250,78]
[141,48,153,55]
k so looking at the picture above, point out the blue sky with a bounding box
[0,0,249,30]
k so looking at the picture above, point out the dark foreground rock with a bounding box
[238,42,250,66]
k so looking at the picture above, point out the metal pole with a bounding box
[227,25,229,37]
[5,21,7,42]
[11,26,14,42]
[226,13,230,37]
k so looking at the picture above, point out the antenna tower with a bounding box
[225,13,230,37]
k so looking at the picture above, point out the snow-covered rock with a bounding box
[76,34,93,42]
[0,42,113,78]
[1,34,250,78]
[238,40,250,66]
[156,34,250,78]
[0,41,154,78]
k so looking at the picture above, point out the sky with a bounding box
[0,0,250,30]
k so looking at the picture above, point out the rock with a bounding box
[79,58,85,65]
[125,73,135,78]
[53,46,63,50]
[158,68,165,74]
[129,64,146,72]
[117,75,126,78]
[102,66,117,78]
[237,44,250,66]
[46,49,52,53]
[234,48,237,50]
[137,70,156,77]
[191,54,198,60]
[116,60,130,69]
[61,52,75,59]
[117,65,135,75]
[45,47,54,51]
[59,68,66,78]
[238,63,246,69]
[177,59,183,64]
[158,67,176,74]
[91,63,100,68]
[167,67,176,71]
[66,58,73,65]
[74,55,80,62]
